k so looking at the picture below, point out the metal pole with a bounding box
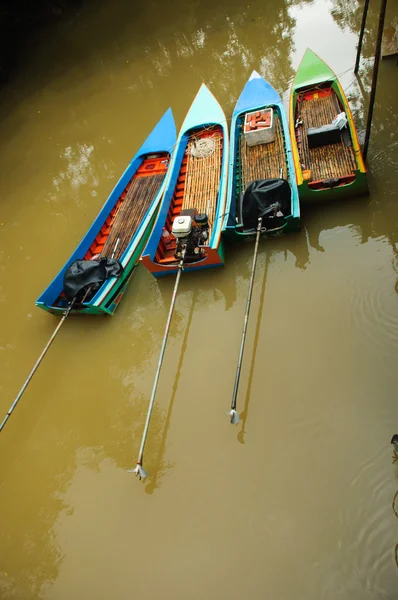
[0,300,75,432]
[228,217,262,425]
[131,246,186,478]
[355,0,371,74]
[237,251,270,445]
[363,0,388,160]
[145,291,196,494]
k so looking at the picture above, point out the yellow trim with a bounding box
[289,87,303,186]
[335,81,366,174]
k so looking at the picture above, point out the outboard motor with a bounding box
[241,178,291,231]
[63,257,123,304]
[171,209,209,261]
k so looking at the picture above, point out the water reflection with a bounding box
[50,143,98,202]
[331,0,398,178]
[144,291,196,494]
[272,231,311,270]
[1,0,397,598]
[144,0,303,100]
[5,0,308,114]
[0,279,175,597]
[0,274,232,594]
[330,0,382,76]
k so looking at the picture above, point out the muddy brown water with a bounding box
[0,0,398,598]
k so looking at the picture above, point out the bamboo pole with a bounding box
[101,172,164,259]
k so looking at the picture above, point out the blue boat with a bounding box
[141,84,229,277]
[36,108,176,315]
[222,71,300,241]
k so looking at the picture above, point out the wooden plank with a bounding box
[240,115,287,188]
[296,91,356,181]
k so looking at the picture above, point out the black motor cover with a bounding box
[63,257,123,301]
[241,178,291,230]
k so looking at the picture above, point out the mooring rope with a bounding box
[188,137,216,159]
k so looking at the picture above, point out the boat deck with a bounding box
[295,88,357,184]
[86,154,168,262]
[53,153,168,308]
[155,126,223,264]
[238,113,287,194]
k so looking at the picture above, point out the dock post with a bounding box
[355,0,371,74]
[363,0,388,160]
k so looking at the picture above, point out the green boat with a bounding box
[289,48,368,204]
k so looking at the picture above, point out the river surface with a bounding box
[0,0,398,598]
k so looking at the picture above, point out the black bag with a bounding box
[241,178,291,230]
[63,258,123,301]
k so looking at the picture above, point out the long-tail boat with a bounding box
[289,48,368,203]
[223,70,300,241]
[36,108,176,315]
[141,84,228,276]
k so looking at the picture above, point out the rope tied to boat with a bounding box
[189,136,215,159]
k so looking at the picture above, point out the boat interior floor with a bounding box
[295,88,357,183]
[237,112,289,226]
[87,154,168,262]
[155,126,223,264]
[53,153,168,308]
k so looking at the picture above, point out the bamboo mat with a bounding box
[182,132,223,243]
[101,173,165,260]
[297,93,357,181]
[239,114,287,193]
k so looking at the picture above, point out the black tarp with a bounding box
[63,258,123,301]
[241,178,291,230]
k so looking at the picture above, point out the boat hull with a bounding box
[222,214,300,243]
[222,71,300,242]
[294,170,368,204]
[142,84,229,277]
[141,241,225,277]
[289,49,368,205]
[36,210,157,315]
[36,109,176,315]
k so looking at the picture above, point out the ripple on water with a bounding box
[348,445,386,490]
[349,278,398,354]
[331,447,395,597]
[371,141,398,192]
